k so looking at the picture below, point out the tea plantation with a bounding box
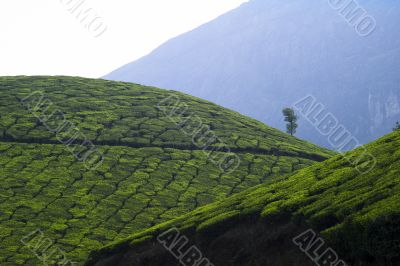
[0,76,334,265]
[87,130,400,265]
[0,76,333,159]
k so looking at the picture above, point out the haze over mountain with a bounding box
[105,0,400,149]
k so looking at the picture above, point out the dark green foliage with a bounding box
[0,76,334,265]
[88,130,400,265]
[282,107,298,136]
[364,214,400,259]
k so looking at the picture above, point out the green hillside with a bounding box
[0,76,332,159]
[0,76,334,265]
[87,130,400,266]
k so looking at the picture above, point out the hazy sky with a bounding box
[0,0,248,78]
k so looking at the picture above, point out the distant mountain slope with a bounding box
[0,76,333,265]
[105,0,400,149]
[87,130,400,266]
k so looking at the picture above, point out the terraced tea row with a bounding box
[87,130,400,265]
[0,141,320,265]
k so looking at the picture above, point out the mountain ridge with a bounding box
[105,0,400,149]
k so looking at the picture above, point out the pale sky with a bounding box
[0,0,248,78]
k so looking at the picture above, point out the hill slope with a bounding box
[105,0,400,148]
[0,76,332,159]
[87,130,400,266]
[0,76,333,265]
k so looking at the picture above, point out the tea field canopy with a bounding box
[0,76,333,159]
[86,130,400,265]
[0,76,334,265]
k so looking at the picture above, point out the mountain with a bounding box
[105,0,400,149]
[86,129,400,266]
[0,76,333,265]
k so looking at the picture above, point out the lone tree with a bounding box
[394,121,400,131]
[282,107,298,136]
